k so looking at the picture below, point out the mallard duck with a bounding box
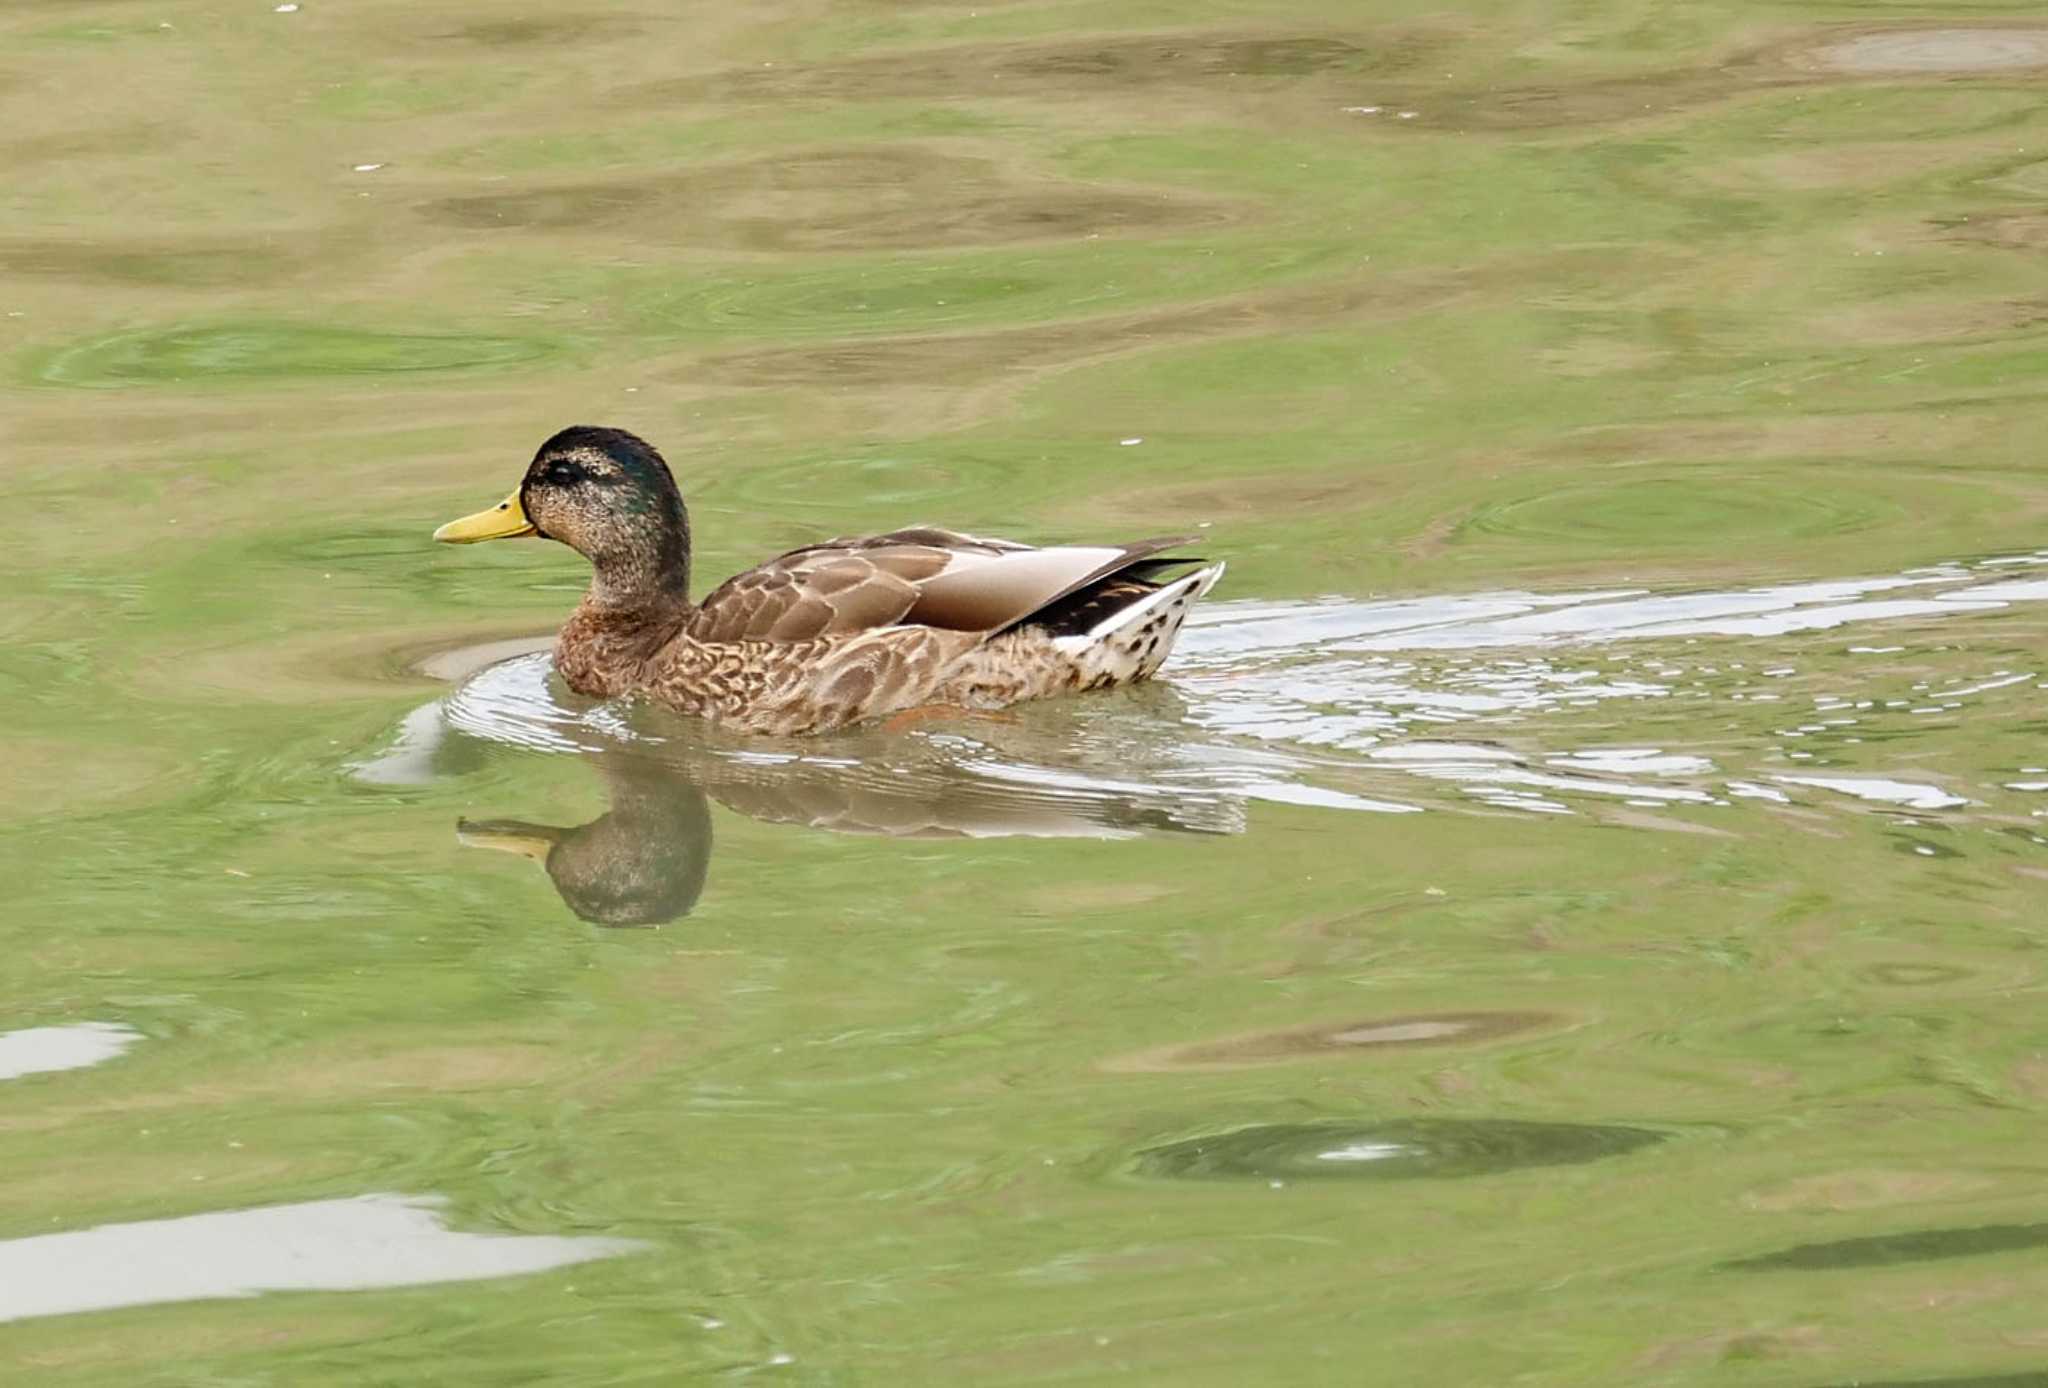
[434,426,1224,735]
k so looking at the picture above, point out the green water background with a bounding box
[4,1,2048,1382]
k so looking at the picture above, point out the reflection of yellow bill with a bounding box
[433,489,534,543]
[456,821,559,864]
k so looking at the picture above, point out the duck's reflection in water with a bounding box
[357,650,1246,926]
[457,756,714,926]
[474,740,1245,925]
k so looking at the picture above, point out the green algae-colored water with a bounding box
[6,2,2048,1382]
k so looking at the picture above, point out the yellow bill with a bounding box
[434,489,535,543]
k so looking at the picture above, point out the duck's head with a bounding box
[434,426,691,597]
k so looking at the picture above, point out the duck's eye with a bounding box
[542,460,586,486]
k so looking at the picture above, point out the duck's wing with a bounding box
[687,528,1199,644]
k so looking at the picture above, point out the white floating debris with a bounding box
[2006,782,2048,792]
[1118,437,1144,446]
[1772,776,1968,811]
[1341,106,1383,115]
[273,2,298,10]
[352,163,384,173]
[1397,111,1419,119]
[0,1023,141,1082]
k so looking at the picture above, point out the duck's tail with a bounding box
[1053,559,1225,684]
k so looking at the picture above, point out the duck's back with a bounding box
[656,528,1218,734]
[687,529,1195,645]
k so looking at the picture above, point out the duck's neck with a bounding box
[556,561,694,698]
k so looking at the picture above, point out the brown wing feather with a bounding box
[688,529,1199,644]
[908,535,1197,633]
[688,556,921,643]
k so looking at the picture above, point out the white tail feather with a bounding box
[1052,561,1225,664]
[1088,561,1224,639]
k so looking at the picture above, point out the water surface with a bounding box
[5,1,2048,1383]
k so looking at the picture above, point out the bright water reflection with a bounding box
[0,1025,141,1083]
[0,1196,642,1324]
[357,549,2048,923]
[1132,1118,1668,1182]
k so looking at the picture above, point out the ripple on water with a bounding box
[1105,1011,1561,1071]
[626,238,1351,341]
[1812,29,2048,74]
[1856,962,1974,986]
[1813,1374,2048,1388]
[1462,478,1889,549]
[645,265,1062,341]
[417,147,1237,252]
[31,323,559,388]
[1131,1118,1667,1182]
[641,32,1436,105]
[1724,1220,2048,1272]
[661,24,1984,141]
[686,263,1446,387]
[415,15,646,47]
[1890,834,1964,860]
[0,237,299,287]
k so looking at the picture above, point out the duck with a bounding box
[433,426,1224,736]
